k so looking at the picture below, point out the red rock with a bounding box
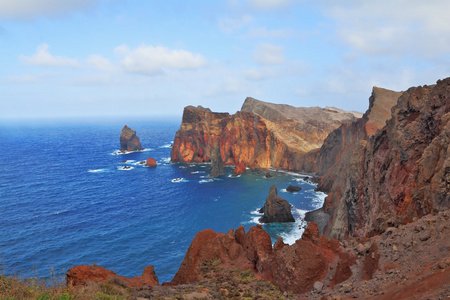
[66,264,159,288]
[233,160,246,175]
[171,99,360,171]
[145,157,157,167]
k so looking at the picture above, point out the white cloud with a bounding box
[115,45,207,75]
[218,15,253,33]
[247,0,293,10]
[0,0,98,19]
[20,44,80,68]
[253,43,285,65]
[323,0,450,58]
[87,55,115,71]
[246,27,296,38]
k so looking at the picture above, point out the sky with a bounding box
[1,0,450,121]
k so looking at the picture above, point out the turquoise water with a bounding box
[0,121,325,283]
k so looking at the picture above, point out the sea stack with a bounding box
[259,185,295,223]
[120,125,143,153]
[209,140,224,177]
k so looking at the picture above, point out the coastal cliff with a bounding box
[315,80,449,239]
[171,98,361,171]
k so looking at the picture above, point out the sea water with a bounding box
[0,121,325,283]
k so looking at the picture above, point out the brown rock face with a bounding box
[171,99,360,171]
[209,139,224,177]
[120,125,143,152]
[66,265,159,288]
[315,79,450,239]
[145,157,157,167]
[259,185,295,223]
[233,160,246,175]
[169,223,355,294]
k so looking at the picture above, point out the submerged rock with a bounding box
[259,185,295,223]
[120,125,143,153]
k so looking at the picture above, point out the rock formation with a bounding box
[259,185,295,223]
[171,99,361,171]
[233,160,246,175]
[286,185,301,192]
[145,157,157,167]
[120,125,143,152]
[209,139,224,177]
[66,265,159,288]
[169,223,355,294]
[310,80,449,240]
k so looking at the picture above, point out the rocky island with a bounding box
[119,125,143,153]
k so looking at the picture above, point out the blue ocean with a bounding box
[0,120,325,283]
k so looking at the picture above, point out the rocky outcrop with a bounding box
[120,125,143,152]
[145,157,157,167]
[233,160,246,175]
[286,185,301,192]
[66,265,159,288]
[171,99,361,171]
[259,185,295,223]
[169,223,356,294]
[209,140,224,177]
[315,80,450,239]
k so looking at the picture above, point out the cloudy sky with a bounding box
[1,0,450,121]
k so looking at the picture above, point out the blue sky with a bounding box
[1,0,450,121]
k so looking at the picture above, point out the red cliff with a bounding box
[171,98,361,171]
[314,80,449,239]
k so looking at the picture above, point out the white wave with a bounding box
[280,188,287,193]
[121,160,136,164]
[199,179,214,183]
[228,174,241,178]
[312,191,327,208]
[88,169,107,173]
[191,171,205,174]
[160,143,172,148]
[171,178,187,183]
[161,157,171,163]
[278,208,308,245]
[110,148,152,155]
[117,166,134,171]
[134,161,147,165]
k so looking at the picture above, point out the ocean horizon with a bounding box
[0,121,325,283]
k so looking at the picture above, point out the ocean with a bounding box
[0,121,325,283]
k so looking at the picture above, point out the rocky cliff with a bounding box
[259,185,295,223]
[171,98,361,171]
[315,80,449,239]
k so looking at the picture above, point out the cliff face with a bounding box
[318,80,449,239]
[171,98,361,171]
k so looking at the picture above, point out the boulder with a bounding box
[259,185,295,223]
[120,125,143,152]
[286,185,302,192]
[145,157,157,167]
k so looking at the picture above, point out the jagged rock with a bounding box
[286,185,301,192]
[171,99,360,171]
[169,223,355,294]
[259,185,295,223]
[209,140,224,177]
[66,265,159,288]
[120,125,143,153]
[233,161,246,175]
[145,157,157,167]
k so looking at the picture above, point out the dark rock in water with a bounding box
[209,140,224,177]
[265,172,273,178]
[259,185,295,223]
[145,157,157,167]
[120,125,143,153]
[286,185,302,192]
